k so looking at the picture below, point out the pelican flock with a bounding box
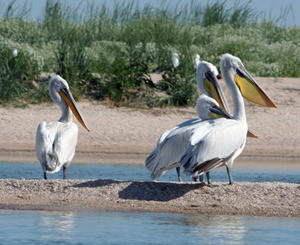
[180,54,277,184]
[36,75,90,179]
[146,61,229,182]
[33,52,276,185]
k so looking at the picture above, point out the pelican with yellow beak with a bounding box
[36,75,90,179]
[180,54,277,184]
[146,61,230,181]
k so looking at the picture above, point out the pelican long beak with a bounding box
[59,88,91,132]
[234,66,277,108]
[204,71,229,112]
[209,104,231,119]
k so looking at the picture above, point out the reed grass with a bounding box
[0,0,299,106]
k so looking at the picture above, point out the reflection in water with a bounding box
[38,212,77,241]
[154,214,248,244]
[187,215,247,244]
[0,210,299,244]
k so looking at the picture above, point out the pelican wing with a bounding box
[145,118,205,179]
[181,118,247,177]
[36,121,78,173]
[52,123,78,168]
[36,121,60,172]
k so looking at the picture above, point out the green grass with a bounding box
[0,0,299,107]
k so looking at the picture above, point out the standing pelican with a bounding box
[172,53,179,69]
[146,61,229,182]
[12,46,18,57]
[36,75,90,179]
[194,54,200,69]
[180,54,277,184]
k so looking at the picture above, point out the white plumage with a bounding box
[12,46,18,57]
[194,54,200,69]
[172,53,179,68]
[180,54,277,184]
[36,75,90,179]
[145,61,229,181]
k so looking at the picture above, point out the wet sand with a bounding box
[0,77,299,216]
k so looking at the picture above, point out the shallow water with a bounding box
[0,161,299,183]
[0,210,299,245]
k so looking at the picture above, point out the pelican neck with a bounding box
[221,68,246,120]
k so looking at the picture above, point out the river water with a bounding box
[0,210,299,245]
[0,161,299,244]
[0,161,299,183]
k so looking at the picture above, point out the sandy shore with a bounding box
[0,77,299,163]
[0,179,298,217]
[0,77,299,216]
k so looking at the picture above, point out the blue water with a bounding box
[0,0,299,26]
[0,161,299,183]
[0,210,299,245]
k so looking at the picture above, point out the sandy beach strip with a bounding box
[0,179,299,217]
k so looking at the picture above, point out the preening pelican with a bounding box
[180,54,277,184]
[36,75,90,179]
[194,54,200,69]
[145,61,229,182]
[172,53,179,69]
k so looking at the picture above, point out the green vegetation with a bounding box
[0,0,299,107]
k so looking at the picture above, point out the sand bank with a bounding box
[0,179,298,217]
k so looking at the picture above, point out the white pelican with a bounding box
[194,54,200,69]
[12,46,18,57]
[172,53,179,69]
[36,75,90,179]
[180,54,277,184]
[146,61,229,182]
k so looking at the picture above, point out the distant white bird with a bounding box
[145,61,229,182]
[12,46,18,57]
[194,54,200,69]
[36,75,90,179]
[172,53,179,68]
[180,54,277,184]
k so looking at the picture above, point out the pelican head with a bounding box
[195,95,231,119]
[49,75,90,132]
[196,61,229,112]
[220,53,277,108]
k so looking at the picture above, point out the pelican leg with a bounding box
[226,166,234,185]
[206,172,211,185]
[63,165,67,179]
[176,167,182,182]
[43,172,47,180]
[199,174,204,183]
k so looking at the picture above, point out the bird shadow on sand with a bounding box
[70,179,124,188]
[69,179,204,202]
[118,181,204,202]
